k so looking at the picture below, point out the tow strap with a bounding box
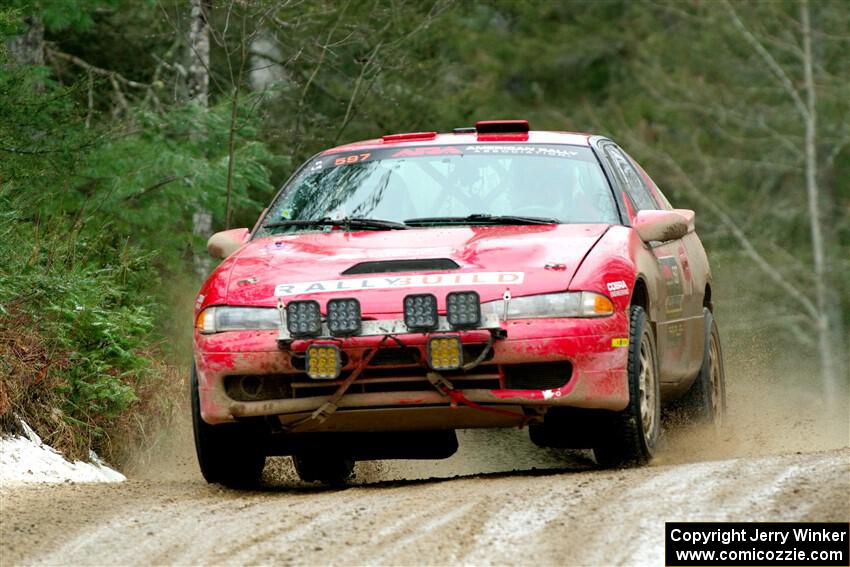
[426,371,531,427]
[284,335,390,431]
[286,332,529,431]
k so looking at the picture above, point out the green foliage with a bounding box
[0,189,159,456]
[5,0,118,31]
[0,64,92,187]
[0,5,277,458]
[57,101,279,268]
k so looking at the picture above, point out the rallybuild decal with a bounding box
[274,272,525,297]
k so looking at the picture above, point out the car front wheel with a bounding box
[191,364,266,488]
[593,305,660,467]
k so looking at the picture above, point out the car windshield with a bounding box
[257,144,618,235]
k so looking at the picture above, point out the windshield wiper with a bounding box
[264,216,409,231]
[404,213,560,226]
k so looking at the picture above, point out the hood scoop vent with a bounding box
[342,258,459,275]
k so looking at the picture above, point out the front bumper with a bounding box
[194,315,630,426]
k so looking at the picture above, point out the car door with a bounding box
[601,143,702,384]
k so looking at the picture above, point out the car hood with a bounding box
[222,224,610,314]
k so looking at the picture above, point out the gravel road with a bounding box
[2,372,849,566]
[2,426,848,566]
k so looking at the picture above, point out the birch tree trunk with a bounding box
[5,16,44,67]
[718,0,842,410]
[249,33,283,93]
[187,0,213,278]
[800,0,838,410]
[187,0,210,107]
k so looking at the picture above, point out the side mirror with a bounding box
[634,210,689,243]
[673,209,695,232]
[207,228,250,259]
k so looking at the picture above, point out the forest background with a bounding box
[1,0,847,462]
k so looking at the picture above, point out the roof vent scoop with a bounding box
[475,120,530,141]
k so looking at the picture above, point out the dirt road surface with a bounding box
[2,423,848,566]
[3,371,849,566]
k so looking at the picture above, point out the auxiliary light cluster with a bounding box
[285,291,482,339]
[285,291,483,378]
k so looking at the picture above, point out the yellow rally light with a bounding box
[306,344,341,380]
[428,336,463,371]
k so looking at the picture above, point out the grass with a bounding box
[0,202,186,465]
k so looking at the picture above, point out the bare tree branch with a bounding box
[46,48,150,89]
[615,137,823,323]
[291,0,351,148]
[122,176,180,204]
[723,1,810,122]
[334,38,384,144]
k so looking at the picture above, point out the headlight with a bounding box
[197,306,280,334]
[482,292,614,319]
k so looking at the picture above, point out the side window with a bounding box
[604,145,659,211]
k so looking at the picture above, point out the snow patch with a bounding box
[0,419,125,485]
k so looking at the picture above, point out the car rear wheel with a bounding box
[678,308,727,429]
[191,364,266,488]
[292,453,354,485]
[593,305,660,467]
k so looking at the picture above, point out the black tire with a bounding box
[191,363,266,488]
[593,306,661,467]
[528,408,603,449]
[529,423,550,448]
[292,453,355,485]
[678,308,727,428]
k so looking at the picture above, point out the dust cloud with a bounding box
[657,320,849,467]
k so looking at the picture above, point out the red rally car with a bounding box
[192,120,726,486]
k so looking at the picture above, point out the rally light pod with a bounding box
[326,298,361,336]
[306,344,342,380]
[428,336,463,371]
[446,290,481,329]
[286,300,322,337]
[475,119,530,134]
[403,293,438,331]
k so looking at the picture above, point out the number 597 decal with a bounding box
[334,153,371,166]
